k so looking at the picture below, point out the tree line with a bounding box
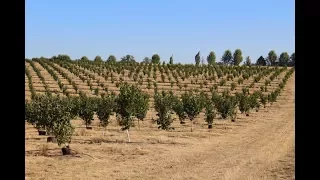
[26,49,295,67]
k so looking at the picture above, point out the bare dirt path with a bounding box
[25,74,295,180]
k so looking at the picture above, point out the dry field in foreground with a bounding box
[25,74,294,180]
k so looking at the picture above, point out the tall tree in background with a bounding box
[221,50,232,65]
[94,56,103,63]
[279,52,290,66]
[50,56,58,61]
[290,52,295,66]
[256,56,266,66]
[267,50,278,66]
[107,55,117,63]
[233,49,243,65]
[142,57,151,63]
[195,51,200,65]
[121,55,135,63]
[39,57,47,61]
[169,55,173,64]
[80,56,89,62]
[57,54,71,61]
[207,51,216,65]
[244,56,251,66]
[151,54,161,64]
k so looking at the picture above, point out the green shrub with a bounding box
[231,82,237,91]
[204,97,216,127]
[214,94,238,120]
[154,91,175,130]
[96,94,116,134]
[181,90,204,132]
[260,94,267,108]
[219,79,226,86]
[237,93,250,115]
[238,78,244,85]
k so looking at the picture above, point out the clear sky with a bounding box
[26,0,295,64]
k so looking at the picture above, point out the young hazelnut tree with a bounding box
[213,93,238,121]
[115,83,148,142]
[154,91,175,130]
[181,90,204,132]
[236,92,251,116]
[135,93,150,130]
[96,93,117,135]
[204,96,216,129]
[78,95,97,129]
[171,94,187,124]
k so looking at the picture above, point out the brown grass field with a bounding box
[25,62,295,179]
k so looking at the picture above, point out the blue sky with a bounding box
[26,0,295,64]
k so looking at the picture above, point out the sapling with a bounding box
[172,95,187,124]
[96,93,116,135]
[238,78,244,85]
[204,97,216,129]
[231,82,237,91]
[237,93,250,115]
[219,79,226,86]
[78,95,97,129]
[260,94,267,108]
[227,74,234,81]
[94,88,99,95]
[214,94,238,120]
[115,83,146,142]
[181,90,204,132]
[265,79,271,86]
[249,94,260,112]
[242,87,250,95]
[154,91,175,130]
[135,93,150,130]
[222,89,231,98]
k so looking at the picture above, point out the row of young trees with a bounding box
[30,56,282,84]
[65,58,280,84]
[25,67,294,155]
[26,58,288,100]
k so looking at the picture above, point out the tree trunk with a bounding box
[138,119,140,130]
[126,129,131,143]
[190,120,193,132]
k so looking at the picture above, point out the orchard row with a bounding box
[25,58,290,100]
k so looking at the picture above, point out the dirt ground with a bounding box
[25,74,295,180]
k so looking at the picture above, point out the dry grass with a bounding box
[25,72,295,179]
